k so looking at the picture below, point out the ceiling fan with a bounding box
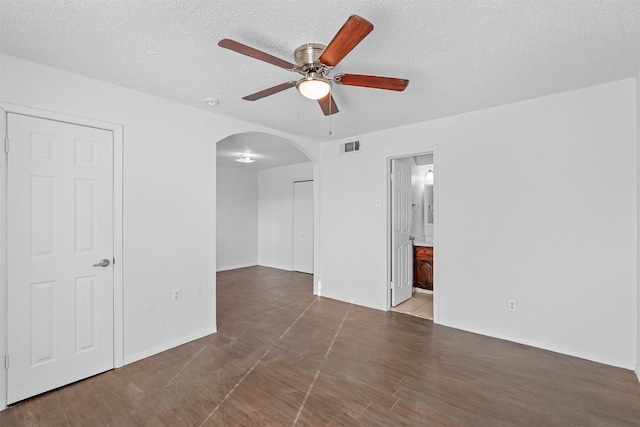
[218,15,409,116]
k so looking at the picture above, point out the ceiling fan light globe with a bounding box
[297,78,331,100]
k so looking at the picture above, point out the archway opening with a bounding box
[215,132,316,280]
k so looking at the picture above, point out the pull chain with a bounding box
[296,96,300,134]
[328,91,333,135]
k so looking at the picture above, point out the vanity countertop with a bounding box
[413,241,434,247]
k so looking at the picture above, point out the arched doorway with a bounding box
[215,132,316,279]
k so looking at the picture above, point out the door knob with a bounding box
[93,258,110,267]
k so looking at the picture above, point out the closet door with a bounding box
[293,180,313,274]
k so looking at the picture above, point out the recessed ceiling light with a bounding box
[203,97,220,106]
[234,155,255,163]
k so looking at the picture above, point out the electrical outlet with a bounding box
[172,288,182,302]
[508,299,517,312]
[194,285,203,297]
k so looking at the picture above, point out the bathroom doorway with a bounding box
[388,151,437,321]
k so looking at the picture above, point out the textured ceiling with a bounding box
[1,0,639,147]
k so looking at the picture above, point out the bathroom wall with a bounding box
[411,152,435,241]
[411,164,430,240]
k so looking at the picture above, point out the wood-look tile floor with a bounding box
[391,292,433,319]
[2,265,639,426]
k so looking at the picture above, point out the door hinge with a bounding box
[113,257,116,265]
[4,137,8,153]
[389,281,394,290]
[4,354,9,370]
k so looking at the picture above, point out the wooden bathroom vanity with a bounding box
[413,243,433,291]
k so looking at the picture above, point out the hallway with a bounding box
[1,266,638,426]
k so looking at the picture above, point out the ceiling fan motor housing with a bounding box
[294,43,327,73]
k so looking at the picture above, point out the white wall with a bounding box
[0,106,6,405]
[0,54,317,379]
[258,162,313,271]
[216,163,258,271]
[636,72,640,380]
[0,55,222,364]
[320,79,638,369]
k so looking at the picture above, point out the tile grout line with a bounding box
[293,305,351,426]
[389,398,400,411]
[199,348,271,426]
[200,296,318,426]
[280,297,318,339]
[165,344,208,387]
[360,401,372,414]
[324,305,350,360]
[291,369,321,427]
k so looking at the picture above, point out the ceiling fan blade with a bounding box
[318,15,374,67]
[243,81,297,101]
[335,74,409,91]
[317,93,339,116]
[219,38,297,70]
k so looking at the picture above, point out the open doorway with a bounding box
[215,132,314,278]
[388,151,436,321]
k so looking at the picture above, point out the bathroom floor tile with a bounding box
[391,292,433,320]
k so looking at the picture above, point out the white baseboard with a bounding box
[635,367,640,382]
[216,263,257,272]
[437,320,635,371]
[123,325,217,365]
[256,263,293,272]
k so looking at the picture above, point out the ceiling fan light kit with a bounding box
[297,73,331,100]
[218,15,409,116]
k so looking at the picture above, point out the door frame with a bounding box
[386,146,439,322]
[0,102,124,408]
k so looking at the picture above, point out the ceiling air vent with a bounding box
[340,140,360,155]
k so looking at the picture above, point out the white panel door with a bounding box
[391,159,413,306]
[293,180,314,274]
[7,114,114,404]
